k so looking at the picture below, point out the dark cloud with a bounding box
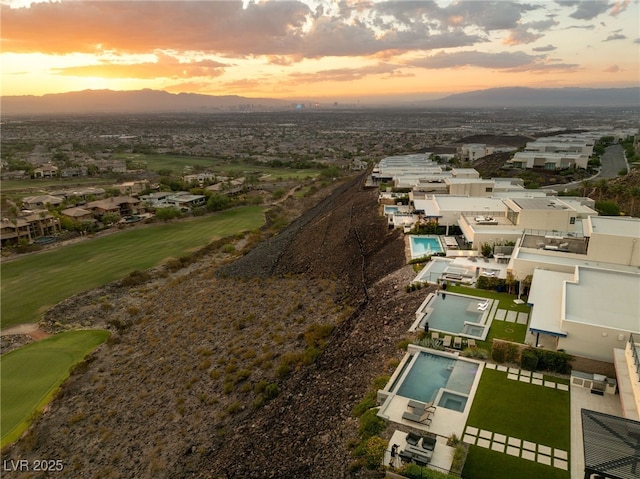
[604,33,627,41]
[634,38,640,44]
[409,50,580,73]
[532,44,557,52]
[559,0,611,20]
[409,50,540,69]
[0,0,492,60]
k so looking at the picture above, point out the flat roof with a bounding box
[565,267,640,332]
[588,216,640,239]
[509,197,576,211]
[432,195,505,212]
[528,269,573,337]
[445,178,494,184]
[516,249,640,274]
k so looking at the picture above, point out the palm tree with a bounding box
[627,186,640,217]
[581,179,592,198]
[611,184,625,204]
[596,179,608,201]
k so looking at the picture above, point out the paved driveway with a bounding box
[598,143,627,179]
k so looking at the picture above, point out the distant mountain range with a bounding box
[1,86,638,115]
[0,89,289,116]
[418,86,640,108]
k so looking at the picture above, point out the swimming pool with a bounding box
[417,292,490,339]
[410,235,444,259]
[395,351,479,411]
[383,205,400,215]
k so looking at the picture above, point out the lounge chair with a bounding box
[406,432,421,446]
[477,302,489,311]
[467,339,477,348]
[442,336,452,348]
[454,336,462,349]
[402,411,424,423]
[421,435,437,451]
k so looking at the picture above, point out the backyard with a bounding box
[0,330,110,446]
[445,285,530,348]
[462,368,571,479]
[1,206,265,328]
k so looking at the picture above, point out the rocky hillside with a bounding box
[2,173,429,478]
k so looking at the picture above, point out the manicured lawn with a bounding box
[463,446,569,479]
[467,368,570,449]
[114,153,322,178]
[1,177,113,192]
[462,368,570,478]
[1,206,265,328]
[446,285,530,313]
[1,330,110,447]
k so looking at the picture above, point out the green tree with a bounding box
[207,194,231,212]
[595,179,609,201]
[154,207,182,221]
[627,187,640,217]
[101,213,120,226]
[595,200,620,216]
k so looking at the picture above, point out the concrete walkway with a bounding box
[463,425,569,471]
[493,308,529,325]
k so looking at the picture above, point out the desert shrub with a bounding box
[520,348,539,371]
[364,436,387,470]
[399,463,455,479]
[476,276,507,291]
[491,342,507,363]
[222,243,236,254]
[460,347,488,359]
[519,347,573,373]
[120,269,152,287]
[505,343,519,363]
[450,443,469,476]
[275,364,292,379]
[225,401,241,415]
[358,409,385,440]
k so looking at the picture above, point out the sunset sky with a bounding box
[1,0,638,102]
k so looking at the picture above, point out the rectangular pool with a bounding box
[395,352,479,411]
[410,235,444,259]
[419,292,488,337]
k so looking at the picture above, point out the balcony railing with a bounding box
[629,334,640,383]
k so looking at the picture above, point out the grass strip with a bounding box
[1,206,265,328]
[463,446,569,479]
[467,368,570,449]
[1,330,109,447]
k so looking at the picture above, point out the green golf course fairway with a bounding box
[1,330,110,447]
[1,206,265,329]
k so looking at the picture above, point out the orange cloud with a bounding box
[53,54,227,79]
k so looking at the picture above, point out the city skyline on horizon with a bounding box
[1,0,639,102]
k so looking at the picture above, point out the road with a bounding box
[543,143,626,191]
[598,143,627,179]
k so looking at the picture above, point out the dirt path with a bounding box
[0,323,40,336]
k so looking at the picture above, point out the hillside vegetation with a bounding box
[2,173,424,478]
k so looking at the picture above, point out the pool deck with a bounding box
[378,346,485,444]
[386,429,454,472]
